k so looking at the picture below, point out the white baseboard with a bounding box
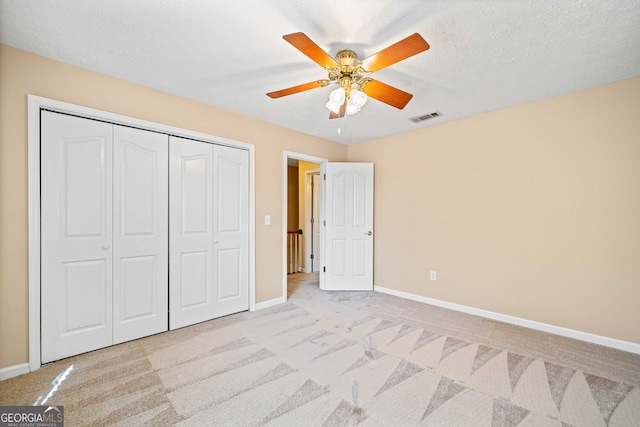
[252,296,286,312]
[374,285,640,355]
[0,363,30,381]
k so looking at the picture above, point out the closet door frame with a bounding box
[27,95,256,372]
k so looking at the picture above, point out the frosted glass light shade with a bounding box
[350,89,367,107]
[329,87,346,104]
[326,100,342,114]
[325,87,346,113]
[346,100,360,115]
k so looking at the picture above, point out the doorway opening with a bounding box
[282,152,327,300]
[282,153,375,298]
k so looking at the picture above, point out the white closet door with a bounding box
[41,112,114,363]
[112,126,168,344]
[212,145,249,317]
[169,136,215,329]
[169,138,249,328]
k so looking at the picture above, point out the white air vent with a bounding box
[410,111,442,123]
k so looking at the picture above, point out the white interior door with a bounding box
[112,126,168,344]
[320,162,374,291]
[169,136,215,329]
[212,145,249,317]
[41,112,114,363]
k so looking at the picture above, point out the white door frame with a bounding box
[282,152,327,300]
[28,95,256,371]
[303,169,321,273]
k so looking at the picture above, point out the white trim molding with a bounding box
[374,285,640,355]
[28,95,257,371]
[0,363,30,381]
[303,169,321,274]
[253,296,287,312]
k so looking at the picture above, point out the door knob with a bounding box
[214,240,219,244]
[365,231,372,236]
[102,245,110,250]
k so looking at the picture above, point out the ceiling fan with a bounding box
[267,32,430,119]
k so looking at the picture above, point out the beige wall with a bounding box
[0,45,348,370]
[348,76,640,344]
[287,166,299,232]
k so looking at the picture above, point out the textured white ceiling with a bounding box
[1,0,639,144]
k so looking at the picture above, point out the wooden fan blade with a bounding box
[361,79,413,109]
[267,80,330,98]
[329,101,346,119]
[283,32,339,69]
[361,33,430,73]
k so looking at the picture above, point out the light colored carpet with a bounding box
[1,273,639,426]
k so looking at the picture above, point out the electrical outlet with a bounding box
[430,271,437,281]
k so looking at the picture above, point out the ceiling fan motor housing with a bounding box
[336,50,359,66]
[335,50,362,76]
[332,49,369,93]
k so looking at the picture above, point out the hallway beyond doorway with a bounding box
[287,272,319,299]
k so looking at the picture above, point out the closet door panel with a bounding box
[41,111,114,363]
[113,126,169,344]
[169,136,215,329]
[213,145,249,317]
[179,251,210,307]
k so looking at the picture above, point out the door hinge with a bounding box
[323,220,326,226]
[310,254,314,260]
[323,266,326,272]
[323,174,326,180]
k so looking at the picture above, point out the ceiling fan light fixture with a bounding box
[350,89,367,107]
[344,88,367,115]
[346,100,361,115]
[325,87,346,113]
[325,99,343,114]
[329,87,346,104]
